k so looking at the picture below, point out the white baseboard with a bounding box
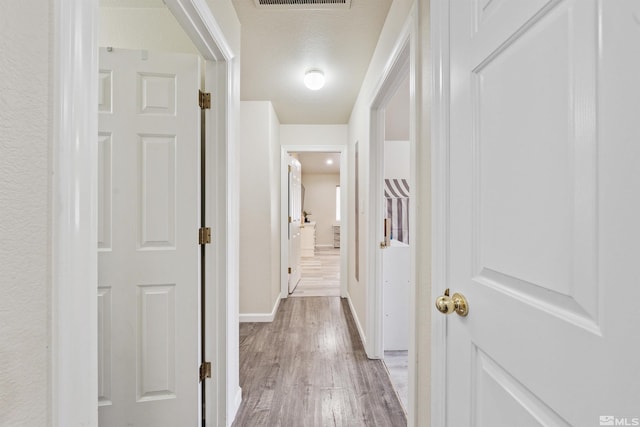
[315,244,334,248]
[239,295,281,323]
[346,292,367,348]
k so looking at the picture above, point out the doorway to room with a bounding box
[280,145,348,300]
[367,33,414,420]
[289,152,342,297]
[380,70,411,411]
[95,3,236,425]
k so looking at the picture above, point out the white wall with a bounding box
[347,0,432,425]
[280,124,348,147]
[384,140,411,180]
[301,173,340,246]
[268,104,282,307]
[0,1,51,425]
[346,0,416,358]
[239,101,281,317]
[99,7,198,53]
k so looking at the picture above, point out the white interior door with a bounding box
[443,1,640,425]
[288,156,302,293]
[98,48,200,426]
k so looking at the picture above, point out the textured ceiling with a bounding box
[232,0,392,124]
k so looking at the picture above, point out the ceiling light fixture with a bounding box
[304,70,325,90]
[326,159,334,165]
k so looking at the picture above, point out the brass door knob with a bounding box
[435,288,469,317]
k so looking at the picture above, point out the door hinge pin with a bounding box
[199,90,211,109]
[199,361,212,382]
[199,227,212,245]
[288,267,292,274]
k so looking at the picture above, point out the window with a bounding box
[336,185,341,222]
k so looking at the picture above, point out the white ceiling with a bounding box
[99,0,392,125]
[297,152,341,174]
[100,0,165,7]
[232,0,393,124]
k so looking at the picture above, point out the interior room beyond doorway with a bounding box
[289,152,341,298]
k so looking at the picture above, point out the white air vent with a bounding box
[253,0,351,9]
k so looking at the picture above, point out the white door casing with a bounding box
[288,156,302,293]
[440,0,640,425]
[98,48,200,426]
[280,145,348,300]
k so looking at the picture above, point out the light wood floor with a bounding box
[233,297,407,427]
[291,247,340,297]
[384,351,408,411]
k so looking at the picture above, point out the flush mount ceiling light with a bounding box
[326,159,334,165]
[304,70,325,91]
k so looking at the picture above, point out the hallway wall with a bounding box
[0,2,51,425]
[346,0,417,354]
[346,0,432,425]
[239,101,282,318]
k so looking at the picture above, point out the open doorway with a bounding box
[280,145,348,300]
[95,2,239,425]
[381,72,411,411]
[97,6,204,425]
[367,33,414,421]
[289,152,342,297]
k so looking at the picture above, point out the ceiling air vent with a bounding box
[253,0,351,9]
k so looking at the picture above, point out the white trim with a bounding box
[346,292,367,348]
[52,1,99,425]
[239,296,282,323]
[175,1,241,423]
[430,0,449,425]
[280,144,349,299]
[166,0,235,61]
[366,19,412,361]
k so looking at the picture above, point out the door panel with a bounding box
[446,0,640,425]
[98,48,200,426]
[471,0,599,327]
[288,156,302,293]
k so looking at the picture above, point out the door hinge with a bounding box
[288,216,292,223]
[199,227,211,244]
[288,267,292,274]
[288,165,292,172]
[199,90,211,109]
[199,361,212,382]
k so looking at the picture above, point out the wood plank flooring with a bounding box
[383,351,408,411]
[233,297,407,427]
[291,247,340,297]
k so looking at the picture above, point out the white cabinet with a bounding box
[300,221,316,257]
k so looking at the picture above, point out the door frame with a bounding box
[366,5,423,426]
[430,0,450,425]
[280,145,349,299]
[51,0,241,424]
